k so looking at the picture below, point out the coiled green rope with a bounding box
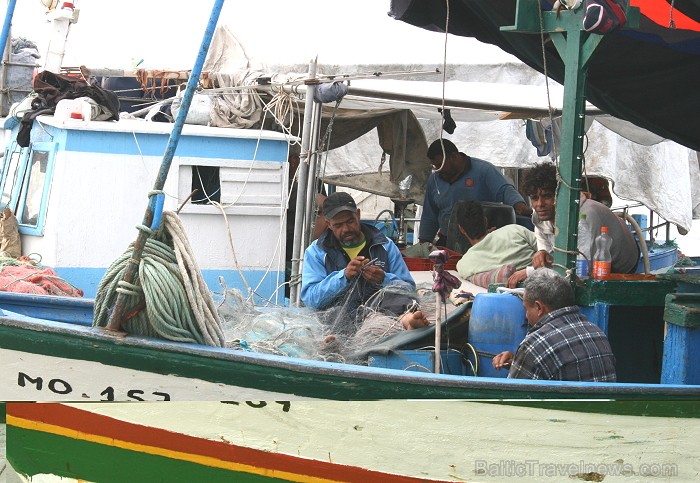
[93,211,225,347]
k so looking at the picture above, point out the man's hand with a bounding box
[531,250,553,268]
[492,351,514,370]
[507,269,528,288]
[361,265,385,285]
[513,202,533,217]
[345,256,367,280]
[345,256,385,284]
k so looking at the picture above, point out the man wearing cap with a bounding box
[301,192,416,316]
[419,138,532,247]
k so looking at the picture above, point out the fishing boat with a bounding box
[0,0,697,397]
[3,0,700,481]
[0,98,693,399]
[5,400,700,482]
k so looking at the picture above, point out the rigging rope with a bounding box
[93,211,225,347]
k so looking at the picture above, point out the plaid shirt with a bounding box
[508,306,616,382]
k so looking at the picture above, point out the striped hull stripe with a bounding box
[7,403,442,483]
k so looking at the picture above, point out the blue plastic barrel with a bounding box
[468,292,528,378]
[630,214,648,241]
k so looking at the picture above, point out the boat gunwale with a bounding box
[2,312,700,399]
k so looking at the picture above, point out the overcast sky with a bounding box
[6,0,517,70]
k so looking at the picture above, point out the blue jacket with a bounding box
[301,223,415,310]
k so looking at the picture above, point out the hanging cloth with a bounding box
[430,249,461,301]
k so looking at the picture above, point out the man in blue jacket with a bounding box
[301,192,419,332]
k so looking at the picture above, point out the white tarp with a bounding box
[199,25,700,233]
[310,66,700,234]
[201,25,700,233]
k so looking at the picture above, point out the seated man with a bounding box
[454,201,537,287]
[419,138,531,247]
[301,192,427,335]
[583,176,613,207]
[508,163,639,287]
[493,268,616,381]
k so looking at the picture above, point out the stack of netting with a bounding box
[219,283,439,364]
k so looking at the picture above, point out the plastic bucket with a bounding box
[467,292,528,378]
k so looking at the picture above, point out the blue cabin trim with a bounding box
[0,139,29,209]
[57,125,289,161]
[55,266,285,304]
[17,141,58,236]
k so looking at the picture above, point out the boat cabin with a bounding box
[2,115,291,302]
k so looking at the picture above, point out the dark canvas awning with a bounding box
[388,0,700,151]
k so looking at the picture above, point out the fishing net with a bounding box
[219,280,443,364]
[220,288,327,360]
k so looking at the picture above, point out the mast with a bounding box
[289,58,319,305]
[43,1,79,73]
[105,0,226,332]
[0,0,17,113]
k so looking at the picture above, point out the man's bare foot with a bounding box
[321,335,340,352]
[401,310,430,330]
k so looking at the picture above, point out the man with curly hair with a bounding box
[507,163,639,287]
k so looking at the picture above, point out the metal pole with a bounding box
[0,0,16,60]
[549,26,600,274]
[302,100,323,249]
[289,58,318,305]
[434,291,441,374]
[502,3,638,276]
[0,0,17,115]
[105,0,225,332]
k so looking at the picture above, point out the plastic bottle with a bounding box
[592,226,612,280]
[575,214,591,280]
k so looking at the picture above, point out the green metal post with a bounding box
[502,1,639,275]
[548,22,601,274]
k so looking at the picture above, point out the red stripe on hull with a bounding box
[7,403,440,483]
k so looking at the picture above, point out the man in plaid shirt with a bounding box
[493,268,616,381]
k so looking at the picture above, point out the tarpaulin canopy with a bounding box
[313,66,699,233]
[199,24,699,232]
[388,0,700,151]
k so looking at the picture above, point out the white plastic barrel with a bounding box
[54,98,93,122]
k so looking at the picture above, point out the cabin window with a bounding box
[20,151,49,226]
[14,142,57,236]
[0,141,28,210]
[191,165,221,204]
[178,160,285,215]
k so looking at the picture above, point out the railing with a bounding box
[611,202,672,246]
